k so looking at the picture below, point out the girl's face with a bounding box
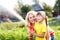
[28,14,35,24]
[36,15,43,22]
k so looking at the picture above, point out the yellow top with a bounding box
[34,20,46,40]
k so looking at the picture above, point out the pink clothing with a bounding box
[48,27,54,36]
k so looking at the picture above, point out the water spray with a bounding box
[3,6,27,24]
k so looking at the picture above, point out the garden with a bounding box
[0,18,60,40]
[0,0,60,40]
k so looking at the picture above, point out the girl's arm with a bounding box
[30,31,45,38]
[34,32,45,38]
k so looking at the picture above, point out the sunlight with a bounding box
[0,0,17,10]
[0,0,56,10]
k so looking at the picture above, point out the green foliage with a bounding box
[0,27,29,40]
[49,18,60,27]
[48,18,60,40]
[47,18,60,35]
[14,0,23,14]
[14,1,32,19]
[0,21,35,40]
[21,5,32,14]
[54,0,60,11]
[14,0,32,14]
[20,5,32,19]
[43,3,53,18]
[0,18,60,40]
[45,11,53,18]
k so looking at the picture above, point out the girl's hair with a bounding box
[25,11,36,25]
[45,16,48,26]
[37,11,48,26]
[36,12,45,19]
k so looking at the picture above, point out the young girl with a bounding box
[30,11,47,40]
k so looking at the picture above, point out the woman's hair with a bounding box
[25,11,36,25]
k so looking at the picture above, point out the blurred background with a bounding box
[0,0,60,40]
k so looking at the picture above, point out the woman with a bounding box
[26,11,36,40]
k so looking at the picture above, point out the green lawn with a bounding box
[48,18,60,40]
[0,18,60,40]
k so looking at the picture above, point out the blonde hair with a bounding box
[37,11,46,18]
[37,11,48,25]
[25,11,36,25]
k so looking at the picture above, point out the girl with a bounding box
[30,11,47,40]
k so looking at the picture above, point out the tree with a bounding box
[14,0,32,19]
[21,5,32,14]
[54,0,60,15]
[14,0,23,14]
[21,5,32,19]
[43,3,53,18]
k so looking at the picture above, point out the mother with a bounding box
[26,11,36,40]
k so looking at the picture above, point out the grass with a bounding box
[0,17,60,40]
[48,18,60,40]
